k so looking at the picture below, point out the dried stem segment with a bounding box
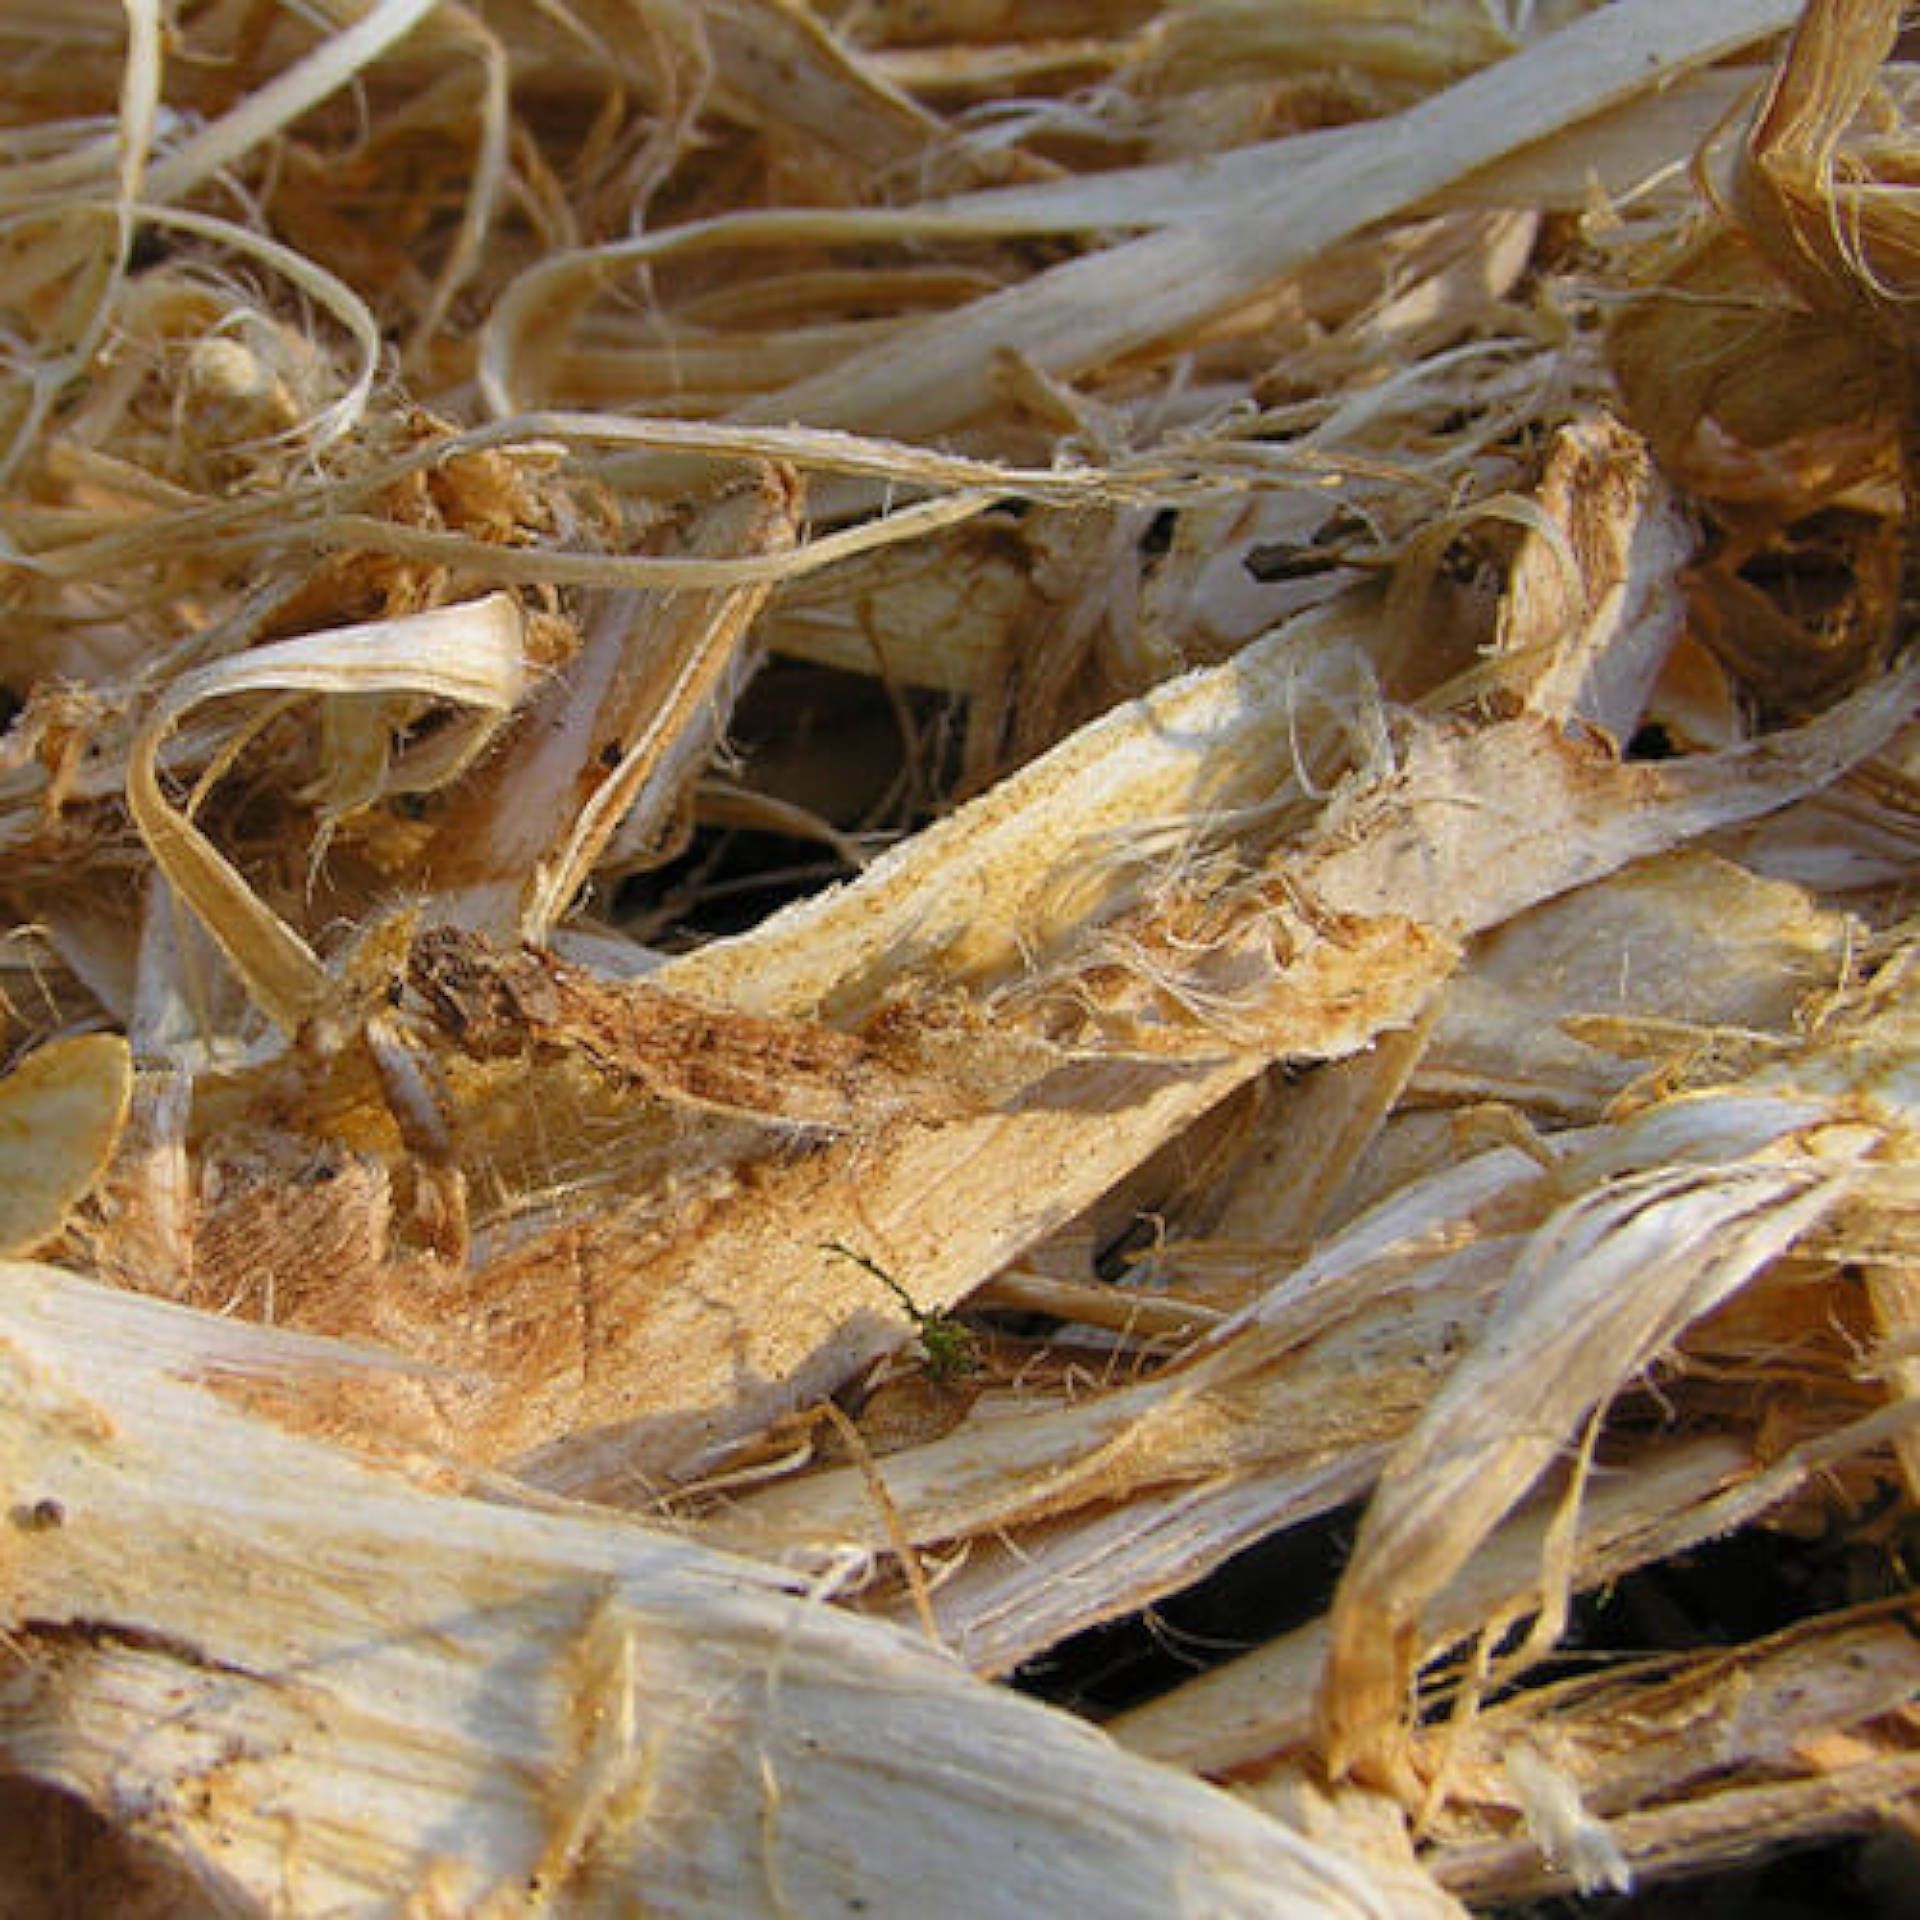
[0,1261,1425,1918]
[408,925,1001,1132]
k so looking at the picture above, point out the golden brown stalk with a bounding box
[407,925,988,1133]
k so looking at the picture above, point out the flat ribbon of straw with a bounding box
[128,593,527,1034]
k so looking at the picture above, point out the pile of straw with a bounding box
[0,0,1914,1910]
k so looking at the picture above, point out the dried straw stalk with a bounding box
[0,0,1914,1911]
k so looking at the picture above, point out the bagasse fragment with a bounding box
[0,1263,1429,1917]
[1,0,1916,1911]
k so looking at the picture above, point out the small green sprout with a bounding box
[821,1241,978,1383]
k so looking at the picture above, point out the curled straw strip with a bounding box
[127,593,527,1033]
